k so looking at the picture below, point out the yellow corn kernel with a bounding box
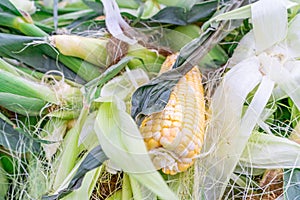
[139,53,205,175]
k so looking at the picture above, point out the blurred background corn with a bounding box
[139,53,205,175]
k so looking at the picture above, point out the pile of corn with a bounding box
[2,0,300,200]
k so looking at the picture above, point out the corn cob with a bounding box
[139,53,205,175]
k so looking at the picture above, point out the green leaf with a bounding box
[0,33,85,83]
[284,168,300,199]
[0,161,8,198]
[150,1,218,25]
[0,69,58,104]
[0,93,47,116]
[0,0,22,16]
[82,0,103,14]
[131,69,180,125]
[100,68,149,100]
[94,101,178,199]
[42,145,107,200]
[52,107,89,190]
[84,56,135,102]
[0,118,40,153]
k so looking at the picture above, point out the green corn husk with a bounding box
[0,93,47,116]
[127,44,165,73]
[62,166,103,200]
[94,101,178,199]
[50,34,166,74]
[0,69,58,104]
[40,118,68,161]
[0,12,47,36]
[47,110,80,120]
[0,58,41,87]
[121,173,133,200]
[49,35,108,68]
[0,161,8,198]
[0,32,102,83]
[52,107,89,190]
[40,9,95,27]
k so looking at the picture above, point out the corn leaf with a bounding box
[84,56,134,103]
[0,69,58,104]
[196,57,266,199]
[240,132,300,168]
[43,145,107,200]
[284,168,300,200]
[78,112,99,152]
[0,33,100,82]
[0,0,22,16]
[41,118,68,161]
[0,58,37,80]
[10,0,36,14]
[213,4,251,21]
[52,107,89,190]
[227,31,255,68]
[94,101,178,200]
[150,1,218,25]
[0,93,46,116]
[0,12,47,37]
[259,53,300,111]
[82,0,103,13]
[212,0,296,21]
[62,167,102,200]
[100,68,149,100]
[0,33,84,83]
[251,0,287,52]
[286,14,300,59]
[0,162,8,199]
[0,118,40,153]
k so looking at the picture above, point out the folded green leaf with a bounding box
[94,101,178,199]
[82,0,104,14]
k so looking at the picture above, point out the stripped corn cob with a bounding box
[139,53,205,175]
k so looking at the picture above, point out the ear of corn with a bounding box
[0,69,58,104]
[139,53,205,175]
[50,35,108,68]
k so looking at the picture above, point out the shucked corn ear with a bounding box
[139,53,205,175]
